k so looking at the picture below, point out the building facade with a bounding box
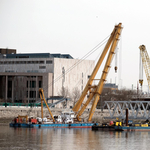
[0,49,95,106]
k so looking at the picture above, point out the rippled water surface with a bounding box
[0,126,150,150]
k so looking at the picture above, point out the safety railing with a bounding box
[0,102,50,108]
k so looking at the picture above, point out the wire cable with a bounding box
[48,35,110,88]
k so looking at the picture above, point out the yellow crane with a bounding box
[39,88,55,122]
[139,45,150,90]
[72,23,123,122]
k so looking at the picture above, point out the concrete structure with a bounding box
[0,48,16,55]
[0,50,95,107]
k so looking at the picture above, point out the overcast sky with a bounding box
[1,0,150,91]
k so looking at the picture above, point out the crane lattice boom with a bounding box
[139,45,150,90]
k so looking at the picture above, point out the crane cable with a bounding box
[47,35,110,88]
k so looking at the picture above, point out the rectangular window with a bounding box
[30,81,36,88]
[46,60,52,64]
[30,91,36,98]
[39,81,42,88]
[39,66,46,69]
[19,61,23,64]
[39,61,44,64]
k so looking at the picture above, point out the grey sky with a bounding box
[1,0,150,91]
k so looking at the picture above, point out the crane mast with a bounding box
[72,23,122,122]
[139,45,150,90]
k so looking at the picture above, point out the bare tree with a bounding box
[97,88,137,108]
[58,87,70,108]
[71,87,81,106]
[58,87,70,97]
[114,89,137,101]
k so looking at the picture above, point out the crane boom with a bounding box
[139,45,150,90]
[39,88,55,122]
[73,23,122,122]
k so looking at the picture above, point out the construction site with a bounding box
[1,23,150,125]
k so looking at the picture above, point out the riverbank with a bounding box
[0,107,113,125]
[0,118,13,126]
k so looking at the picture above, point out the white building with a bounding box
[0,50,95,107]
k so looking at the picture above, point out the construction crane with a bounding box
[139,45,150,90]
[39,88,55,122]
[72,23,122,122]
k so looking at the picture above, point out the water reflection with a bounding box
[1,126,150,150]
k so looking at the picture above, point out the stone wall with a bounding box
[0,107,106,123]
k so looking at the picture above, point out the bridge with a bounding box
[103,101,150,120]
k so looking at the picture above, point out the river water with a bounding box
[0,126,150,150]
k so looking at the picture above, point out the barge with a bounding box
[92,119,150,132]
[9,113,98,129]
[92,125,115,131]
[9,122,97,128]
[115,124,150,132]
[9,88,99,129]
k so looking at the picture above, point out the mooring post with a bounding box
[126,108,128,126]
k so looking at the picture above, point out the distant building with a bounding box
[103,83,118,91]
[0,48,16,55]
[0,49,95,108]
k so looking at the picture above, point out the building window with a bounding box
[30,91,36,98]
[46,60,52,64]
[39,61,44,64]
[39,81,42,88]
[39,66,46,69]
[88,75,91,79]
[30,81,36,88]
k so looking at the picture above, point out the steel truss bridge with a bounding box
[103,101,150,120]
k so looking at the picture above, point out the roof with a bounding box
[6,53,74,59]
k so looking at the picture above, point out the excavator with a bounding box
[72,23,122,122]
[39,23,123,123]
